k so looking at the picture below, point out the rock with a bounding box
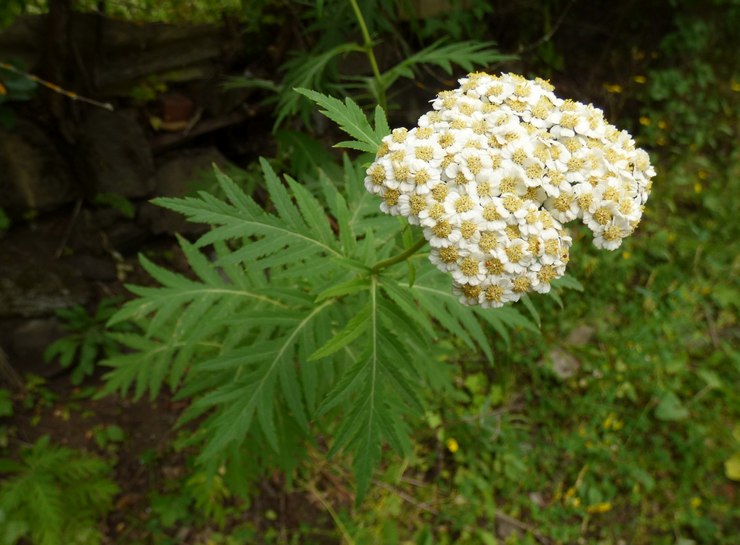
[528,491,546,507]
[565,325,596,346]
[139,147,232,236]
[0,263,89,319]
[495,517,521,541]
[0,318,65,377]
[546,347,580,379]
[0,222,90,318]
[0,15,46,68]
[0,119,77,216]
[80,108,155,198]
[105,220,150,254]
[59,255,117,282]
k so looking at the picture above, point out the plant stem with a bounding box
[371,237,427,273]
[348,0,386,110]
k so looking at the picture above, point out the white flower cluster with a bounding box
[364,72,655,307]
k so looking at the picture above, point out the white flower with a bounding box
[364,71,655,306]
[451,255,487,285]
[452,281,484,305]
[424,218,462,248]
[429,245,462,272]
[544,188,580,223]
[479,278,516,308]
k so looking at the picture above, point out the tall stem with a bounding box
[348,0,387,110]
[371,237,427,274]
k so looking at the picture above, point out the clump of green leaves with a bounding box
[226,0,514,129]
[0,436,119,545]
[44,298,130,385]
[637,1,738,155]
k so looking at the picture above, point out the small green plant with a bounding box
[226,0,514,129]
[90,424,125,452]
[44,298,130,385]
[93,193,136,219]
[0,436,119,545]
[21,375,55,412]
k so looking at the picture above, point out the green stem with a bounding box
[371,237,427,273]
[348,0,387,110]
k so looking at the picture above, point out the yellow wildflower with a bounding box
[586,502,613,514]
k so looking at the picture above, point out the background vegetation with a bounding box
[0,1,737,544]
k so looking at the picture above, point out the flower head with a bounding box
[364,72,655,306]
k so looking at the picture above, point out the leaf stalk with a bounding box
[371,237,427,274]
[348,0,387,110]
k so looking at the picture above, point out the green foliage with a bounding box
[273,38,511,128]
[19,375,55,413]
[0,390,12,449]
[0,1,44,29]
[0,436,119,545]
[100,93,561,503]
[148,465,232,531]
[0,207,11,232]
[294,88,389,153]
[93,193,136,219]
[227,0,513,129]
[44,298,130,385]
[406,0,495,43]
[90,424,125,452]
[637,1,738,155]
[0,390,11,419]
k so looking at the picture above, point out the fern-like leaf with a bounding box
[295,89,389,153]
[0,437,117,545]
[384,40,516,90]
[275,43,362,128]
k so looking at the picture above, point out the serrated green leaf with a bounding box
[317,356,368,417]
[284,175,334,245]
[295,88,386,153]
[309,303,371,361]
[260,158,305,230]
[373,105,390,138]
[275,42,361,128]
[551,274,584,292]
[379,278,438,337]
[315,276,370,302]
[382,40,515,90]
[520,294,541,328]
